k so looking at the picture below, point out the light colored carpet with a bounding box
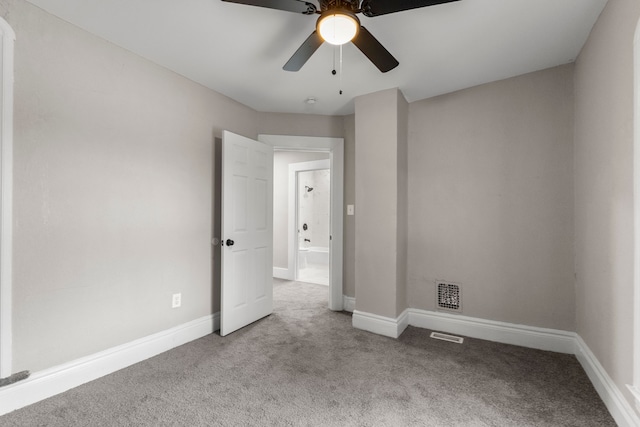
[0,279,615,426]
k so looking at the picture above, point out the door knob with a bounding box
[225,239,235,247]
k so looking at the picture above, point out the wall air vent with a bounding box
[436,281,462,312]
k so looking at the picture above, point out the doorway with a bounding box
[632,16,640,405]
[260,135,344,311]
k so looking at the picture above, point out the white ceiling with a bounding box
[25,0,608,116]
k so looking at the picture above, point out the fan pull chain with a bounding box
[339,44,343,95]
[332,45,337,74]
[331,46,344,95]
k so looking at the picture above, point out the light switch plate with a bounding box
[347,205,354,215]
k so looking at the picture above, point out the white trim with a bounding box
[629,385,640,401]
[259,135,344,311]
[0,308,636,425]
[342,295,355,312]
[212,311,221,331]
[273,267,294,280]
[0,17,15,379]
[0,314,217,416]
[575,336,640,427]
[633,15,640,407]
[288,159,331,284]
[398,309,409,336]
[627,384,640,411]
[352,309,409,339]
[408,309,576,354]
[354,306,640,425]
[353,307,575,353]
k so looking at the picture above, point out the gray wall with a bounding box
[8,2,638,417]
[396,92,409,316]
[257,112,344,138]
[407,65,575,331]
[342,115,356,298]
[4,0,347,373]
[7,0,259,372]
[273,151,330,269]
[573,0,640,411]
[354,89,404,318]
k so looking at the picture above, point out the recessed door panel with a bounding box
[254,178,268,231]
[253,246,267,300]
[233,175,247,232]
[232,250,249,308]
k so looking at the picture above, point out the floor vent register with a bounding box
[430,332,464,344]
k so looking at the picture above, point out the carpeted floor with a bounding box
[0,279,615,426]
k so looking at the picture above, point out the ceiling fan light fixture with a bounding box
[317,11,359,46]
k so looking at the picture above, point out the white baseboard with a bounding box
[398,309,410,336]
[2,306,638,426]
[0,313,217,416]
[342,295,355,312]
[212,311,221,332]
[354,306,639,426]
[408,309,576,354]
[273,267,293,280]
[575,336,640,427]
[352,309,409,338]
[627,384,640,410]
[353,306,575,353]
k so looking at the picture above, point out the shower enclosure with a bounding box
[296,169,330,285]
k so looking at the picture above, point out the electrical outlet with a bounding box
[172,293,181,308]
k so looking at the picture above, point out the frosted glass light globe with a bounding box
[317,13,359,46]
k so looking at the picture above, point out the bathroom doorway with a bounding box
[272,154,330,284]
[262,134,343,311]
[296,167,331,286]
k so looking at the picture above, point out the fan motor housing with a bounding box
[319,0,361,13]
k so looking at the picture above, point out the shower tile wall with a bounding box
[298,169,330,249]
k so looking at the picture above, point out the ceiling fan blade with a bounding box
[221,0,316,14]
[351,26,399,73]
[283,31,324,71]
[361,0,460,17]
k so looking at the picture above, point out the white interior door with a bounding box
[221,131,273,336]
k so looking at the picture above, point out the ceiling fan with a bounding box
[221,0,460,73]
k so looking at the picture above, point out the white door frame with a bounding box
[259,135,344,311]
[0,18,15,379]
[289,159,331,283]
[631,16,640,406]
